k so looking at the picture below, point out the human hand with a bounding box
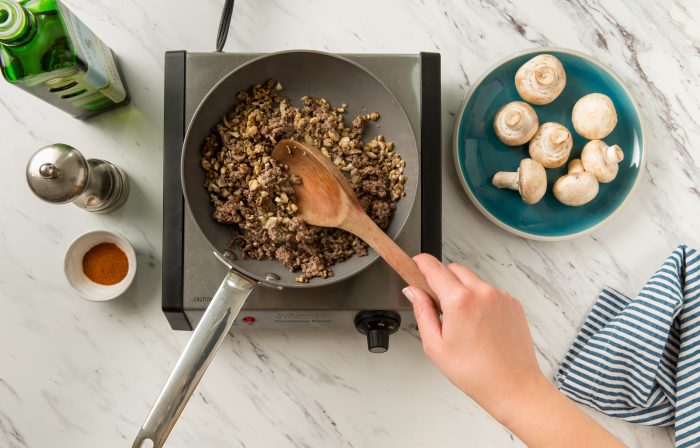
[402,254,544,419]
[404,254,623,448]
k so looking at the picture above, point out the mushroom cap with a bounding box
[553,159,600,206]
[517,158,547,204]
[528,122,573,168]
[493,101,539,146]
[515,54,566,105]
[581,140,625,183]
[572,93,618,139]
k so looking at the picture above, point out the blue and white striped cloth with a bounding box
[558,245,700,447]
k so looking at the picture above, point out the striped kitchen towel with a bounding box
[557,245,700,448]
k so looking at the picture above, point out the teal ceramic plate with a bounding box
[453,48,645,240]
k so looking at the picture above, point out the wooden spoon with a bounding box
[272,139,437,303]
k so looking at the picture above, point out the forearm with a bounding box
[484,375,624,448]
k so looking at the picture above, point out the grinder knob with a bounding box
[354,311,401,354]
[367,328,391,353]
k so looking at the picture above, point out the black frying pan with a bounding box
[184,51,419,287]
[133,51,419,448]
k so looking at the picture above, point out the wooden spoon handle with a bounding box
[343,213,438,304]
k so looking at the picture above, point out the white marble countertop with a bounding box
[1,0,698,446]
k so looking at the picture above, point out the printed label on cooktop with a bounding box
[273,312,335,326]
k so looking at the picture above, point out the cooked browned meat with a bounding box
[201,80,406,282]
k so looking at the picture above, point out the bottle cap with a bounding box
[26,144,89,203]
[0,0,27,42]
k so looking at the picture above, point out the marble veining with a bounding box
[1,0,698,447]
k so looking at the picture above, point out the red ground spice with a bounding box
[82,243,129,285]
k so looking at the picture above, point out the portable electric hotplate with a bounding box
[162,51,441,353]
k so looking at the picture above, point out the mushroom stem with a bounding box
[550,129,569,145]
[535,66,555,86]
[605,144,624,163]
[492,171,520,190]
[569,159,585,173]
[505,110,522,127]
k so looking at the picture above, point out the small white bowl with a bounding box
[64,230,137,301]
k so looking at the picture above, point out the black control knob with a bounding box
[354,311,401,353]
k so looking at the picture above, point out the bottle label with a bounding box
[56,1,127,103]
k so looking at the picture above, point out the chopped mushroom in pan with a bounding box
[201,80,408,282]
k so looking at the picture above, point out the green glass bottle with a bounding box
[0,0,129,118]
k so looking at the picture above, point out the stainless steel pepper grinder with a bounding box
[26,144,130,213]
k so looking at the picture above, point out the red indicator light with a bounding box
[242,316,256,325]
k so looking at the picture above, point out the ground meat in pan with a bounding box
[201,80,407,282]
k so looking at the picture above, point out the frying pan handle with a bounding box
[216,0,235,52]
[132,271,254,448]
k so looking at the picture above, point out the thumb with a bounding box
[403,286,442,354]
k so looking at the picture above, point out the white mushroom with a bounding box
[553,159,599,206]
[515,54,566,105]
[528,122,573,168]
[572,93,618,139]
[581,140,624,183]
[493,101,539,146]
[492,158,547,205]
